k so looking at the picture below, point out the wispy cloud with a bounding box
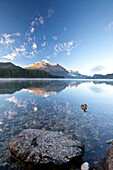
[91,65,105,72]
[105,21,113,31]
[15,45,27,56]
[13,32,21,36]
[39,16,44,24]
[30,51,35,56]
[43,35,46,40]
[0,32,20,46]
[48,9,55,18]
[2,43,27,60]
[3,52,17,60]
[30,27,35,33]
[0,8,80,62]
[0,38,4,45]
[41,42,47,47]
[30,9,54,31]
[32,42,37,49]
[46,56,50,59]
[52,36,57,40]
[0,9,55,61]
[30,15,44,28]
[2,33,15,45]
[54,40,81,56]
[16,45,26,53]
[64,27,67,31]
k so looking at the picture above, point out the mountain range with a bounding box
[25,60,68,76]
[0,61,113,79]
[0,62,63,78]
[25,60,91,78]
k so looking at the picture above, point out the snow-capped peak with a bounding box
[42,60,57,66]
[42,60,50,64]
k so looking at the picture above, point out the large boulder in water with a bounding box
[9,129,84,167]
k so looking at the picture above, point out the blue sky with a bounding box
[0,0,113,75]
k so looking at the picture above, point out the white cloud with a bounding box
[52,36,57,40]
[6,96,18,103]
[48,9,55,17]
[28,36,32,43]
[30,16,44,32]
[54,52,57,56]
[2,33,15,45]
[16,45,26,53]
[39,16,44,24]
[5,39,15,45]
[54,40,80,56]
[1,32,20,45]
[15,45,27,56]
[3,52,17,60]
[0,38,4,45]
[105,21,113,31]
[68,41,73,46]
[30,51,35,56]
[30,9,54,32]
[46,56,50,59]
[13,32,21,36]
[43,35,46,40]
[31,27,35,33]
[64,27,67,31]
[2,33,11,39]
[91,65,105,72]
[108,21,113,30]
[67,51,71,55]
[31,21,35,26]
[32,42,37,49]
[41,42,47,47]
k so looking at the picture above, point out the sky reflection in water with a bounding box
[0,79,113,167]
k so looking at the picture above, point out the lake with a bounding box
[0,79,113,168]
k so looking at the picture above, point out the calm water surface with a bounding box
[0,79,113,168]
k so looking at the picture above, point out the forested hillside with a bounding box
[0,67,64,78]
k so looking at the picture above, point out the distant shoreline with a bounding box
[0,78,113,81]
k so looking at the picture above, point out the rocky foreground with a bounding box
[9,129,84,169]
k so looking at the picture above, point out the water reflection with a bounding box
[90,86,104,93]
[0,79,113,95]
[0,79,113,168]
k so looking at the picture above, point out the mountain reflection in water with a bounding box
[0,79,113,95]
[0,79,113,168]
[0,79,81,95]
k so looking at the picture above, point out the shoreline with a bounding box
[0,78,113,81]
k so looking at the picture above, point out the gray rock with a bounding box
[81,162,89,170]
[9,129,84,165]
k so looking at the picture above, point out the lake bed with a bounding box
[0,79,113,168]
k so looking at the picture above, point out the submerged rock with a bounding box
[9,129,84,167]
